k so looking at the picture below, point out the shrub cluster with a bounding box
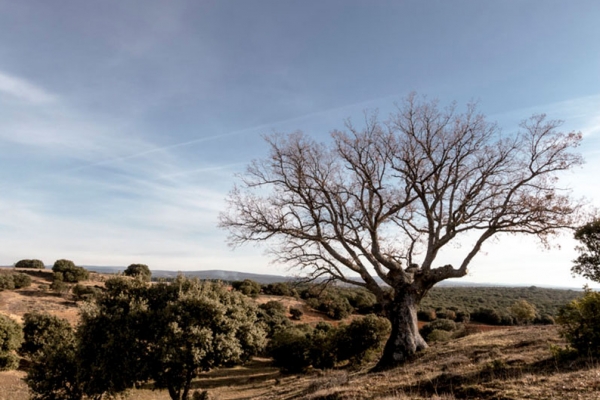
[231,279,262,297]
[14,259,45,269]
[268,314,390,372]
[556,289,600,357]
[262,282,297,297]
[257,300,292,337]
[123,264,152,282]
[0,272,32,290]
[52,259,89,283]
[0,314,22,371]
[419,318,465,343]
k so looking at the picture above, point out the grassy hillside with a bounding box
[0,268,598,399]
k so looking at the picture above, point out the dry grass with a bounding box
[1,269,599,399]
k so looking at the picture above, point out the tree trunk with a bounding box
[373,286,427,371]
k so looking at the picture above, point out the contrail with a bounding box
[67,92,406,173]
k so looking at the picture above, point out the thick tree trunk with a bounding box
[373,287,427,371]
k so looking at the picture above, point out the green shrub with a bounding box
[268,326,313,373]
[289,307,303,320]
[556,289,600,357]
[50,280,69,294]
[13,273,32,289]
[52,259,89,283]
[334,314,391,366]
[257,301,292,337]
[15,259,45,269]
[0,314,22,371]
[0,275,15,290]
[123,264,152,282]
[263,282,296,297]
[72,284,102,301]
[420,318,457,340]
[231,279,261,297]
[427,329,453,342]
[417,309,437,322]
[21,312,73,357]
[509,299,537,324]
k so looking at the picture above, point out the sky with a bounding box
[0,1,599,287]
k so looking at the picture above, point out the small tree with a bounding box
[556,289,600,357]
[572,219,600,282]
[0,314,22,371]
[52,259,89,283]
[123,263,152,282]
[231,279,261,297]
[15,259,45,269]
[21,312,74,357]
[509,299,537,325]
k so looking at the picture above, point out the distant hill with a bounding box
[84,266,293,284]
[2,265,589,289]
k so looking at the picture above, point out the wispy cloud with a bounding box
[0,71,57,104]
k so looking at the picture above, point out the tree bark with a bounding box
[373,286,427,371]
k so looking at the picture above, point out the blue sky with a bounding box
[1,1,599,287]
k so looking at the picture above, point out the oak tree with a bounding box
[220,95,583,369]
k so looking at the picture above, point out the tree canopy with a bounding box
[24,276,266,400]
[572,218,600,283]
[220,95,583,369]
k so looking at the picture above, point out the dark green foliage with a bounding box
[13,272,32,288]
[417,309,437,322]
[231,279,261,297]
[0,272,32,290]
[306,292,353,320]
[289,307,303,320]
[268,326,314,373]
[15,259,45,269]
[268,315,390,372]
[52,259,89,283]
[435,309,456,320]
[123,263,152,281]
[262,282,296,297]
[556,289,600,357]
[257,300,291,337]
[418,286,579,325]
[333,314,391,366]
[0,314,22,371]
[0,353,19,370]
[26,277,266,400]
[0,275,14,290]
[50,279,69,294]
[71,284,102,301]
[25,324,81,400]
[80,276,266,400]
[419,318,457,341]
[21,312,74,357]
[572,219,600,282]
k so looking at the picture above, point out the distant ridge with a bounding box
[84,266,292,284]
[1,265,585,289]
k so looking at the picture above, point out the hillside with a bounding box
[0,268,598,399]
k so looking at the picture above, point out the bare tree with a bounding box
[220,95,583,370]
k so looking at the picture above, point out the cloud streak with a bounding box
[0,71,57,104]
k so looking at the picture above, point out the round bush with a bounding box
[427,329,453,343]
[268,327,313,373]
[13,273,32,289]
[123,264,152,282]
[420,318,457,339]
[15,259,45,269]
